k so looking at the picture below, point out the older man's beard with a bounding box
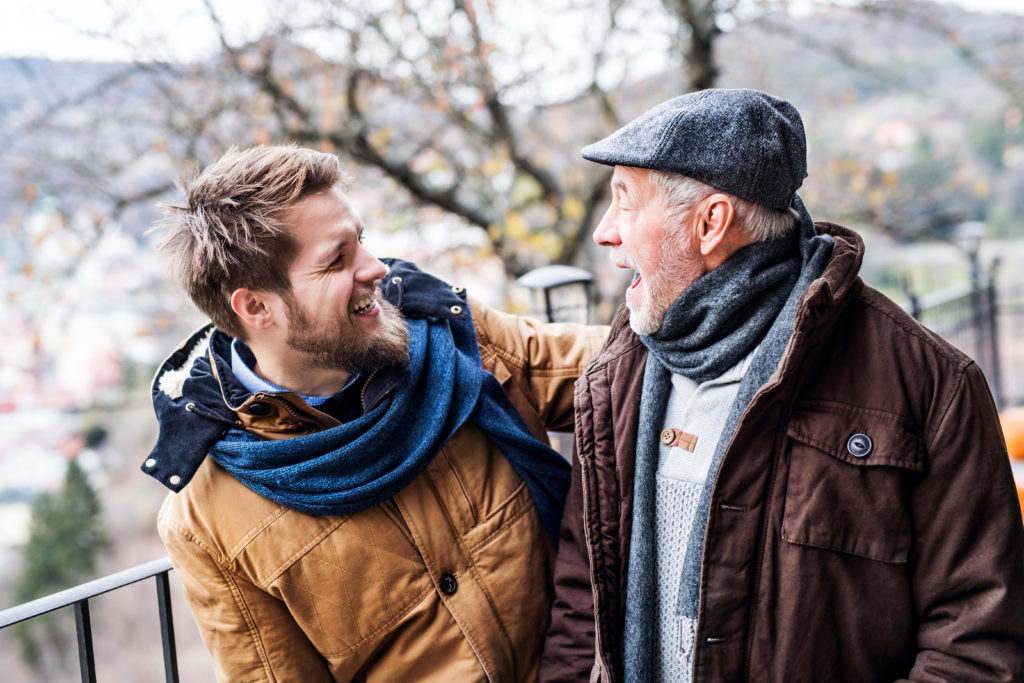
[285,292,409,376]
[619,235,705,336]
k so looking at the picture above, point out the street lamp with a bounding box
[516,265,594,324]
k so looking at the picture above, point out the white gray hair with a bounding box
[648,170,798,242]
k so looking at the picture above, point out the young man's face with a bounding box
[279,186,408,375]
[592,166,704,335]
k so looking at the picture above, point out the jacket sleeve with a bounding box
[469,295,608,432]
[158,508,334,683]
[539,443,599,681]
[903,361,1024,682]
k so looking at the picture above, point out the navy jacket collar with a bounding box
[142,258,467,492]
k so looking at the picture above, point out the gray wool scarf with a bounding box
[623,196,833,682]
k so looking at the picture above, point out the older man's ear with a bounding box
[692,193,752,270]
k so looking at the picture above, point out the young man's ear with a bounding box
[230,288,275,331]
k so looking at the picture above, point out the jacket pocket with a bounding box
[781,401,923,563]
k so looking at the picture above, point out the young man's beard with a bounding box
[285,293,409,376]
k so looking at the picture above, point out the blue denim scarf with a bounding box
[207,296,571,548]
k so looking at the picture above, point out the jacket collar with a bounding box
[142,258,467,492]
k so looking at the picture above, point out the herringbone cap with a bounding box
[582,89,807,210]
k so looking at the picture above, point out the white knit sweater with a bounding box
[653,349,755,682]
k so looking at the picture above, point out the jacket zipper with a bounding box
[360,368,380,413]
[262,393,336,431]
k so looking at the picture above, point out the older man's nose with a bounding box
[593,207,621,247]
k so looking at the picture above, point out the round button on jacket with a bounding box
[439,573,458,595]
[847,433,873,457]
[248,402,271,416]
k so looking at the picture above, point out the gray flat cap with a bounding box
[582,88,806,210]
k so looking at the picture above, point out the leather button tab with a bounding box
[439,573,458,595]
[660,428,698,452]
[248,402,271,416]
[847,433,872,457]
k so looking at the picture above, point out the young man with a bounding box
[142,145,606,681]
[541,89,1024,681]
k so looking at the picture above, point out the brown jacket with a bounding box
[541,224,1024,682]
[157,298,607,682]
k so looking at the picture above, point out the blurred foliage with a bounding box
[1,0,1023,300]
[12,458,108,669]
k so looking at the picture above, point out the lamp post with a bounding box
[955,220,987,291]
[954,220,1002,407]
[516,265,594,324]
[515,264,594,461]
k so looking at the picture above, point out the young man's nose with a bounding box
[354,248,388,285]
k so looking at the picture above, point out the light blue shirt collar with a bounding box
[230,339,358,407]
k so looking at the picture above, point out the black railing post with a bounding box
[902,275,921,320]
[987,273,1003,408]
[74,599,98,683]
[971,274,985,371]
[155,571,180,683]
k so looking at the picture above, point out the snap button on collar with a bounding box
[847,433,873,457]
[450,305,463,315]
[451,285,464,294]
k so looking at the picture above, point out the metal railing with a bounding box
[906,275,1004,407]
[0,557,179,683]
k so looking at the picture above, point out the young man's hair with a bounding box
[156,145,343,339]
[648,169,797,242]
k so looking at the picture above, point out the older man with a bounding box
[541,89,1024,682]
[142,145,606,681]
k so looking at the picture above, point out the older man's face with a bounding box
[593,166,704,335]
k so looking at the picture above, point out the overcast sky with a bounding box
[1,0,1021,63]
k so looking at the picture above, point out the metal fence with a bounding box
[0,557,179,683]
[907,276,1002,405]
[907,273,1024,409]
